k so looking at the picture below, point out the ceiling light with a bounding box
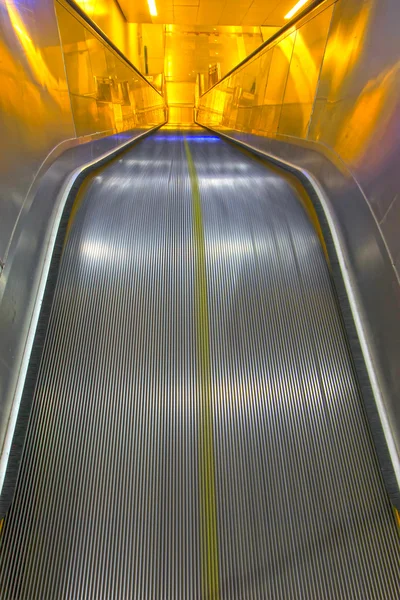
[284,0,309,20]
[148,0,157,17]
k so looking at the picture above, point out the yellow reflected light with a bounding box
[6,0,61,100]
[284,0,309,20]
[148,0,157,17]
[324,7,369,95]
[336,62,399,164]
[74,0,107,18]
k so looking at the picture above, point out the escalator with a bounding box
[1,127,400,598]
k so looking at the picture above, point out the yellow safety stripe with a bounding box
[184,138,220,599]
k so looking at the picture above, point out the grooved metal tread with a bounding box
[1,128,400,598]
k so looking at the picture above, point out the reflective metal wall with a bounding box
[309,0,400,273]
[0,0,75,264]
[197,0,400,275]
[72,0,129,59]
[72,0,144,72]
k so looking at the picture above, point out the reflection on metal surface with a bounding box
[308,0,400,262]
[55,0,166,136]
[148,0,157,17]
[333,63,399,165]
[5,2,63,104]
[285,0,311,20]
[279,7,333,137]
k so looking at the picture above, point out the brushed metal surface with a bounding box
[1,129,400,597]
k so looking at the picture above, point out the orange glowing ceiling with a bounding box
[117,0,301,26]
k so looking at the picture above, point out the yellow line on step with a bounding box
[184,138,220,599]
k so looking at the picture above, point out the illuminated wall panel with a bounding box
[278,7,333,137]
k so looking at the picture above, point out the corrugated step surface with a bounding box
[1,128,400,598]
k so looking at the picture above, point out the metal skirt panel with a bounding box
[1,129,400,598]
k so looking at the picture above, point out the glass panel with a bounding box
[278,6,334,138]
[260,32,296,136]
[197,6,333,141]
[254,49,273,108]
[238,57,260,109]
[56,1,165,136]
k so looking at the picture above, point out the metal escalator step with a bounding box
[1,129,400,599]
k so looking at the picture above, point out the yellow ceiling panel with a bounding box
[117,0,288,26]
[196,2,225,24]
[241,0,283,25]
[117,0,151,22]
[174,0,200,6]
[264,0,298,24]
[241,9,269,25]
[219,6,251,26]
[173,6,199,21]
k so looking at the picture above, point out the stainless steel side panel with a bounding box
[1,129,400,598]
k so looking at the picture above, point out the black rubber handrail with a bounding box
[200,0,330,97]
[60,0,164,98]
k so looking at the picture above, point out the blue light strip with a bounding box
[152,136,220,142]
